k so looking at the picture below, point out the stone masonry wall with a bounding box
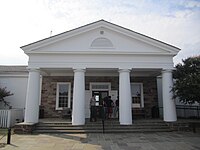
[41,76,73,118]
[131,77,158,118]
[41,76,158,118]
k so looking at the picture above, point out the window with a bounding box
[131,83,144,108]
[90,37,114,48]
[56,82,71,110]
[90,82,111,91]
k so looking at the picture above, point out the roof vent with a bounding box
[91,37,113,48]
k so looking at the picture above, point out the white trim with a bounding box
[39,76,42,106]
[0,74,28,77]
[25,51,177,55]
[56,82,71,110]
[131,83,144,108]
[21,20,180,54]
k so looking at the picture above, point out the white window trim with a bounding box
[131,83,144,108]
[56,82,71,110]
[90,82,111,91]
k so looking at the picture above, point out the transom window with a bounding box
[90,82,111,91]
[131,83,144,108]
[56,82,71,110]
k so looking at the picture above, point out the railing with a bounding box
[0,109,24,128]
[159,105,200,119]
[176,105,200,119]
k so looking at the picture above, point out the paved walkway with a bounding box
[0,132,200,150]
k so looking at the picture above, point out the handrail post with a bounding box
[7,128,11,144]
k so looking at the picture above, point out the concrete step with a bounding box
[36,123,168,128]
[34,119,173,134]
[33,128,173,134]
[35,126,169,131]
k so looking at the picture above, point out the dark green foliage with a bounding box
[0,87,13,107]
[172,56,200,104]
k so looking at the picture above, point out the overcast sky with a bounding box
[0,0,200,65]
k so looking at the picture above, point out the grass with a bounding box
[0,128,14,135]
[0,128,8,135]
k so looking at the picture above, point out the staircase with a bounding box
[33,119,174,134]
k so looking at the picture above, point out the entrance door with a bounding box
[92,91,109,106]
[92,91,108,118]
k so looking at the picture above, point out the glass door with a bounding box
[92,91,109,106]
[92,91,109,118]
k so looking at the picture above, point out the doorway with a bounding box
[92,91,109,106]
[92,91,109,118]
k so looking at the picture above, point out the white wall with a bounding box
[85,90,91,118]
[0,76,28,109]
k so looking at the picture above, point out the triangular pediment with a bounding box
[21,20,180,55]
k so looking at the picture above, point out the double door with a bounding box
[92,91,109,118]
[92,91,109,106]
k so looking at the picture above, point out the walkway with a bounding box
[1,132,200,150]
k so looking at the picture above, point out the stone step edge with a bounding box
[35,127,170,130]
[33,129,173,133]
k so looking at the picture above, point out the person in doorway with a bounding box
[115,97,119,118]
[90,96,97,122]
[106,96,114,119]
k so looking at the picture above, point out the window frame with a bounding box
[56,82,71,110]
[131,83,144,108]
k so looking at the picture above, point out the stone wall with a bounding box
[41,76,73,118]
[41,76,158,118]
[131,77,158,118]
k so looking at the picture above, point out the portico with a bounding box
[21,20,180,125]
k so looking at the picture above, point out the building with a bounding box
[1,20,181,126]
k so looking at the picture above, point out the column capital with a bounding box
[118,69,131,73]
[73,68,86,73]
[162,69,173,74]
[27,68,40,73]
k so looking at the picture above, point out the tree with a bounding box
[0,87,13,107]
[172,56,200,104]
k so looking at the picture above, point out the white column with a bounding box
[72,69,85,125]
[24,69,40,123]
[119,69,132,125]
[162,69,177,122]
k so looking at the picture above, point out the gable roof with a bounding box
[21,20,180,54]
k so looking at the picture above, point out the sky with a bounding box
[0,0,200,65]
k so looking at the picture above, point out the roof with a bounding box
[21,20,181,53]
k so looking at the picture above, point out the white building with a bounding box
[1,20,181,125]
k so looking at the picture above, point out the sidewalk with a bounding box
[0,132,200,150]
